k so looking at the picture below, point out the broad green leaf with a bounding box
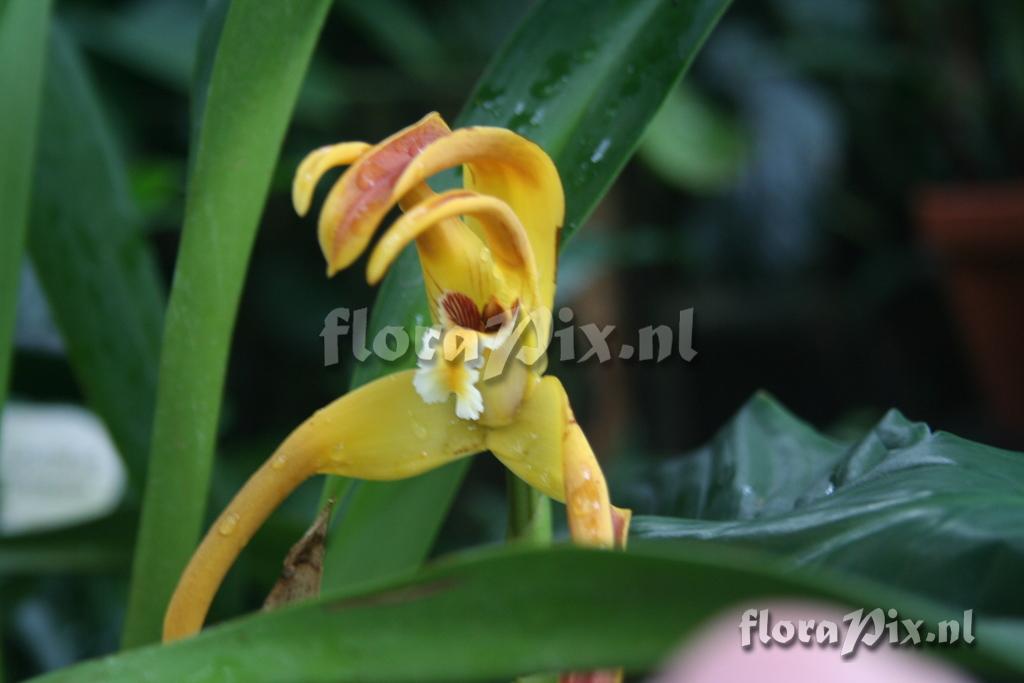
[28,27,164,484]
[122,0,334,648]
[0,0,51,422]
[626,392,1024,616]
[26,543,1024,682]
[321,0,733,591]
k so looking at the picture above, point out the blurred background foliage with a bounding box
[3,0,1024,679]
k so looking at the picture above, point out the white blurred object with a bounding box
[0,403,125,535]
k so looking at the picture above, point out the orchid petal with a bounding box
[163,369,485,642]
[291,141,370,217]
[368,188,540,310]
[390,127,564,309]
[316,112,451,275]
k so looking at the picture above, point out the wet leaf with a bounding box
[626,392,1024,616]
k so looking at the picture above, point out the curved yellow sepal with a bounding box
[390,127,564,309]
[310,370,486,480]
[367,188,540,307]
[562,417,615,548]
[291,141,371,217]
[162,369,485,643]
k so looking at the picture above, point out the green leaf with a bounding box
[321,0,733,592]
[25,544,1024,682]
[28,26,164,483]
[627,392,1024,616]
[464,0,735,242]
[638,82,748,192]
[321,464,468,589]
[0,0,51,421]
[122,0,334,649]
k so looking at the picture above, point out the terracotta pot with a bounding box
[916,182,1024,431]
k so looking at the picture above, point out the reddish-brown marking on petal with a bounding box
[441,291,482,330]
[481,296,510,333]
[333,117,449,260]
[611,507,632,550]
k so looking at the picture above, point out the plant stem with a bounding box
[506,473,552,544]
[507,477,556,683]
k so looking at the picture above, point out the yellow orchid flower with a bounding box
[162,112,632,645]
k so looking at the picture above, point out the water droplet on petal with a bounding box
[329,442,347,463]
[412,422,428,439]
[218,513,240,536]
[272,454,288,470]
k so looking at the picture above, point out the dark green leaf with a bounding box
[0,0,51,420]
[627,392,1024,616]
[321,0,733,593]
[29,26,164,483]
[26,544,1024,682]
[122,0,334,648]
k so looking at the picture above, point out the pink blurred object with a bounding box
[650,602,975,683]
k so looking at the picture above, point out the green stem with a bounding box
[508,472,556,683]
[506,473,552,544]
